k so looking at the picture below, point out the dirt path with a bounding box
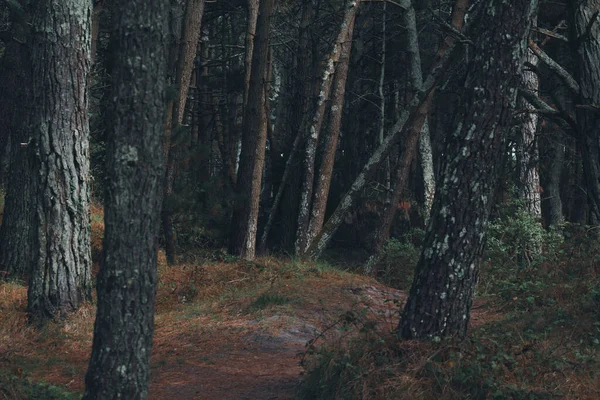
[149,282,404,400]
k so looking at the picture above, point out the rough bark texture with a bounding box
[303,5,357,252]
[295,1,361,255]
[27,0,93,322]
[162,0,206,264]
[0,5,34,279]
[568,0,600,224]
[83,0,168,397]
[517,48,542,218]
[228,0,275,260]
[399,0,538,340]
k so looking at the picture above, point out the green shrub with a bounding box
[374,228,424,289]
[486,200,563,269]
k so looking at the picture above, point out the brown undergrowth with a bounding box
[0,209,403,399]
[1,205,598,399]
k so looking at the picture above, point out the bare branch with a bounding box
[532,27,568,42]
[529,40,580,95]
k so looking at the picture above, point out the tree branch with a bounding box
[528,40,580,95]
[518,88,578,136]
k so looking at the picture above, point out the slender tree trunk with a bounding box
[305,36,460,260]
[0,4,33,279]
[162,0,206,264]
[516,47,542,218]
[399,0,538,340]
[364,0,469,272]
[91,0,103,64]
[304,5,357,252]
[244,0,260,111]
[540,127,565,227]
[83,0,168,397]
[27,0,93,323]
[258,0,317,253]
[228,0,275,260]
[295,1,361,255]
[568,0,600,225]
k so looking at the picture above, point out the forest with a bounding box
[0,0,599,398]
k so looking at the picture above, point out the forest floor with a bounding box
[0,207,599,399]
[0,251,503,400]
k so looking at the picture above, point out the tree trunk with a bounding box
[83,0,168,397]
[228,0,275,260]
[516,47,542,219]
[27,0,92,323]
[364,0,469,272]
[258,0,318,253]
[399,0,538,340]
[302,3,358,253]
[295,1,361,255]
[244,0,260,111]
[568,0,600,225]
[0,4,34,279]
[540,126,565,227]
[162,0,206,265]
[305,36,460,260]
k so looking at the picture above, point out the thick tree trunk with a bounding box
[0,6,34,279]
[568,0,600,225]
[162,0,206,265]
[295,1,361,255]
[228,0,275,260]
[399,0,538,340]
[27,0,92,323]
[83,0,168,397]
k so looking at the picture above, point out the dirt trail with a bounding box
[149,282,404,400]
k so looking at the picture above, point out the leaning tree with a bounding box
[399,0,539,340]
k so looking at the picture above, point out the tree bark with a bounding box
[399,0,538,340]
[0,2,33,279]
[568,0,600,225]
[27,0,93,323]
[228,0,275,260]
[516,47,542,219]
[295,0,361,255]
[83,0,168,397]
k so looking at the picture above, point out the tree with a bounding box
[26,0,93,322]
[0,0,34,279]
[568,0,600,225]
[365,0,469,273]
[398,0,539,340]
[228,0,275,260]
[294,0,361,255]
[162,0,206,264]
[83,0,168,397]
